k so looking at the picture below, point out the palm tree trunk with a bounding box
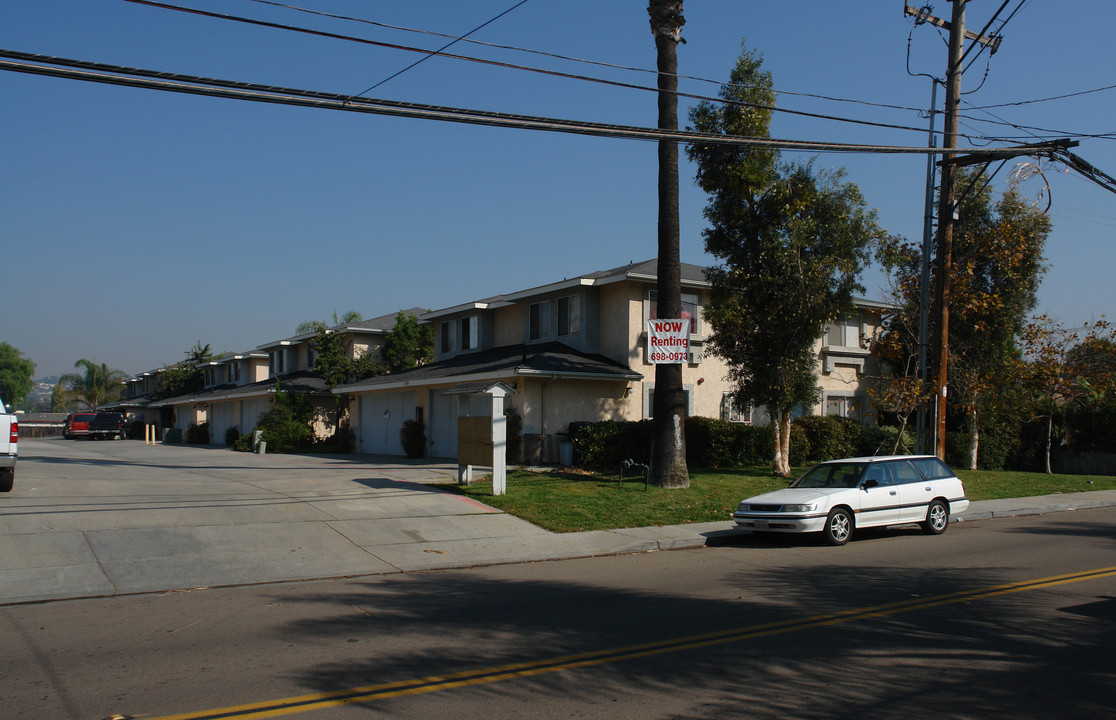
[647,1,689,488]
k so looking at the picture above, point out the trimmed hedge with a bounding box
[570,415,913,471]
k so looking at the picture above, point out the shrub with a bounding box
[400,419,426,458]
[570,420,654,469]
[225,426,240,447]
[795,415,859,461]
[856,424,915,457]
[234,430,257,452]
[685,416,771,467]
[255,390,313,453]
[185,422,210,444]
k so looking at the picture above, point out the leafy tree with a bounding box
[57,358,127,410]
[1063,323,1116,452]
[687,44,883,476]
[647,0,690,488]
[0,342,35,407]
[381,311,433,372]
[254,383,314,453]
[156,342,214,400]
[306,322,350,389]
[297,310,362,335]
[877,174,1050,468]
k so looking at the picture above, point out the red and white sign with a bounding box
[647,318,691,364]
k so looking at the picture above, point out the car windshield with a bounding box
[793,463,866,489]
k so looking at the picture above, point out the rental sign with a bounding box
[647,318,691,364]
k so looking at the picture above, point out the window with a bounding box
[908,457,954,480]
[269,351,286,376]
[649,290,700,334]
[529,301,550,341]
[460,316,479,350]
[558,295,581,336]
[204,367,216,387]
[646,386,693,419]
[440,321,453,354]
[889,460,923,485]
[826,315,862,348]
[825,394,863,423]
[862,463,894,487]
[721,393,751,423]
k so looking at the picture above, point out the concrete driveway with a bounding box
[2,438,732,605]
[0,438,553,604]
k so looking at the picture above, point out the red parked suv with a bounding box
[63,412,96,439]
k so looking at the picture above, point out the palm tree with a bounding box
[57,358,126,410]
[647,0,689,488]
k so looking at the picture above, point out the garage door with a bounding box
[240,398,271,433]
[358,392,415,456]
[209,401,236,446]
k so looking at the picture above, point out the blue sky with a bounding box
[4,1,1114,380]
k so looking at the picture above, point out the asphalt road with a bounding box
[4,505,1115,720]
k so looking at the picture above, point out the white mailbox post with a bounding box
[447,381,517,496]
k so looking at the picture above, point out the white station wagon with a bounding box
[733,455,970,546]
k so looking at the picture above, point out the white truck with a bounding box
[0,397,16,492]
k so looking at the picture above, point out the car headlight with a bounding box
[736,503,751,512]
[782,504,816,512]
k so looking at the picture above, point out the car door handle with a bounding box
[924,486,933,492]
[890,490,897,496]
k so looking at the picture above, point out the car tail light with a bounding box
[10,421,18,444]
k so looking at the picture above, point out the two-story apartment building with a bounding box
[119,309,424,441]
[336,260,886,461]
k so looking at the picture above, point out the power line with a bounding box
[125,0,939,137]
[242,0,932,115]
[0,48,1062,158]
[354,0,531,96]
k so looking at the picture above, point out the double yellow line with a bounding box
[151,565,1116,720]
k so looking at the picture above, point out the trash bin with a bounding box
[559,440,573,467]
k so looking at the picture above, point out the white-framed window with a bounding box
[825,315,862,349]
[558,295,581,336]
[648,289,701,334]
[721,393,752,423]
[824,393,863,423]
[229,363,240,384]
[529,301,550,341]
[460,315,479,350]
[644,384,695,419]
[204,367,216,387]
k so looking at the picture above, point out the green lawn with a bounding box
[438,466,1116,533]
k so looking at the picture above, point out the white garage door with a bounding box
[209,401,236,446]
[240,398,271,433]
[358,392,415,456]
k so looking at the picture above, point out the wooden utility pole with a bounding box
[932,0,967,460]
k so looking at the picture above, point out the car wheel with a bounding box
[0,469,13,493]
[923,500,949,535]
[822,507,853,546]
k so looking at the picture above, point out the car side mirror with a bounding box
[862,479,878,490]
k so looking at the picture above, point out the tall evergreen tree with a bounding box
[688,44,882,476]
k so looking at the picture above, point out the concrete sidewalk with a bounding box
[2,438,1114,606]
